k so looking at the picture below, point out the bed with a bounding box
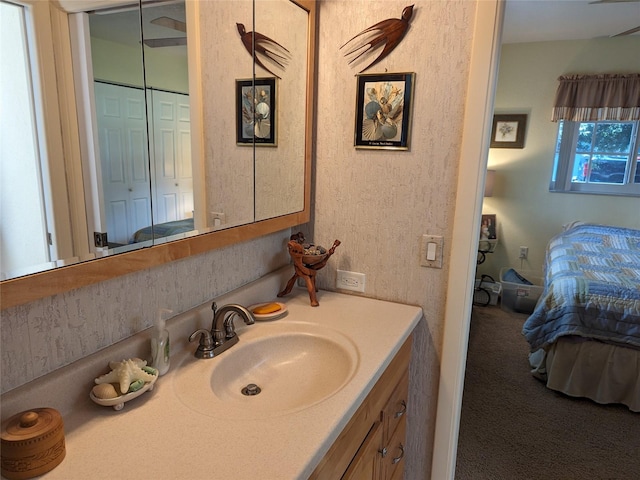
[522,223,640,412]
[131,218,195,243]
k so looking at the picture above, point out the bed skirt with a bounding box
[529,337,640,412]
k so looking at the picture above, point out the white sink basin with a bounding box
[173,321,359,418]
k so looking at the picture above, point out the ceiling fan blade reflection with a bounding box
[143,37,187,48]
[611,25,640,36]
[589,0,640,4]
[150,16,187,33]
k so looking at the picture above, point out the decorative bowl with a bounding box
[302,253,329,265]
[90,374,158,411]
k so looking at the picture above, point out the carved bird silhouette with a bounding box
[340,5,415,73]
[236,23,290,79]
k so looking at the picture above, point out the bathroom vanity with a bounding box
[1,268,421,479]
[311,336,411,479]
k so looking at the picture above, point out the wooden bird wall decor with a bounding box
[340,5,415,73]
[236,23,290,79]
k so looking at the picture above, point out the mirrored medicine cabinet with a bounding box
[0,0,316,309]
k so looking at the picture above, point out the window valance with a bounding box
[551,73,640,122]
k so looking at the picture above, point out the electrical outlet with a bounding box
[210,212,226,226]
[519,246,529,259]
[336,270,366,293]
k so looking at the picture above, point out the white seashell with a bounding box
[362,118,382,140]
[255,101,270,119]
[95,358,157,395]
[92,383,119,399]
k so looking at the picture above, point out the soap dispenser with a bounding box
[151,308,172,375]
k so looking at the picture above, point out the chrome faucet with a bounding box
[189,302,256,359]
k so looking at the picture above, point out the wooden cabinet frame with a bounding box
[311,335,412,479]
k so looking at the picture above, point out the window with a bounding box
[550,73,640,197]
[550,119,640,196]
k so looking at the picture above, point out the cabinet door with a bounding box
[381,369,409,480]
[342,421,383,480]
[310,335,413,480]
[382,370,409,442]
[381,416,407,480]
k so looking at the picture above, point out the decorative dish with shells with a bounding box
[90,358,158,411]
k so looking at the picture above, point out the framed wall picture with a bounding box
[354,72,415,150]
[490,114,527,149]
[236,77,277,146]
[480,214,497,240]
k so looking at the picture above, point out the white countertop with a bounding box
[2,271,421,480]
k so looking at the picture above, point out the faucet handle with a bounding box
[189,328,215,359]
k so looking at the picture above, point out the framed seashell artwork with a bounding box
[236,77,277,146]
[354,72,415,151]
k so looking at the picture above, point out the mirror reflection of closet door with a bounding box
[94,84,194,245]
[86,0,194,248]
[94,82,152,246]
[148,89,193,226]
[83,3,151,251]
[140,0,193,239]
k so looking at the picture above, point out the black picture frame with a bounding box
[480,214,497,240]
[354,72,415,150]
[490,114,527,149]
[236,77,277,146]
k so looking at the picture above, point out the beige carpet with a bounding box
[455,305,639,480]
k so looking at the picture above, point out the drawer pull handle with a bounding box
[392,443,405,464]
[395,400,407,418]
[378,447,387,458]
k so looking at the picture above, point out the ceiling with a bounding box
[86,1,639,48]
[88,1,186,50]
[502,0,640,44]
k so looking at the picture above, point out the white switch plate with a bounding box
[210,212,226,227]
[420,235,444,268]
[336,270,366,293]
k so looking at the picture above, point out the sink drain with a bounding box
[241,383,261,396]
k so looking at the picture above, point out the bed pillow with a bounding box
[562,220,585,231]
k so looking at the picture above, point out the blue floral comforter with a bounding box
[522,223,640,351]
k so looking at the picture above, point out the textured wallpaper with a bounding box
[313,1,474,477]
[201,0,308,226]
[1,232,290,393]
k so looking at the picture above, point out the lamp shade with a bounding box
[484,170,496,197]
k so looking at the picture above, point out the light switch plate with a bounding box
[420,235,444,268]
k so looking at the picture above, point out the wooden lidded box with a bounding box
[1,408,66,479]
